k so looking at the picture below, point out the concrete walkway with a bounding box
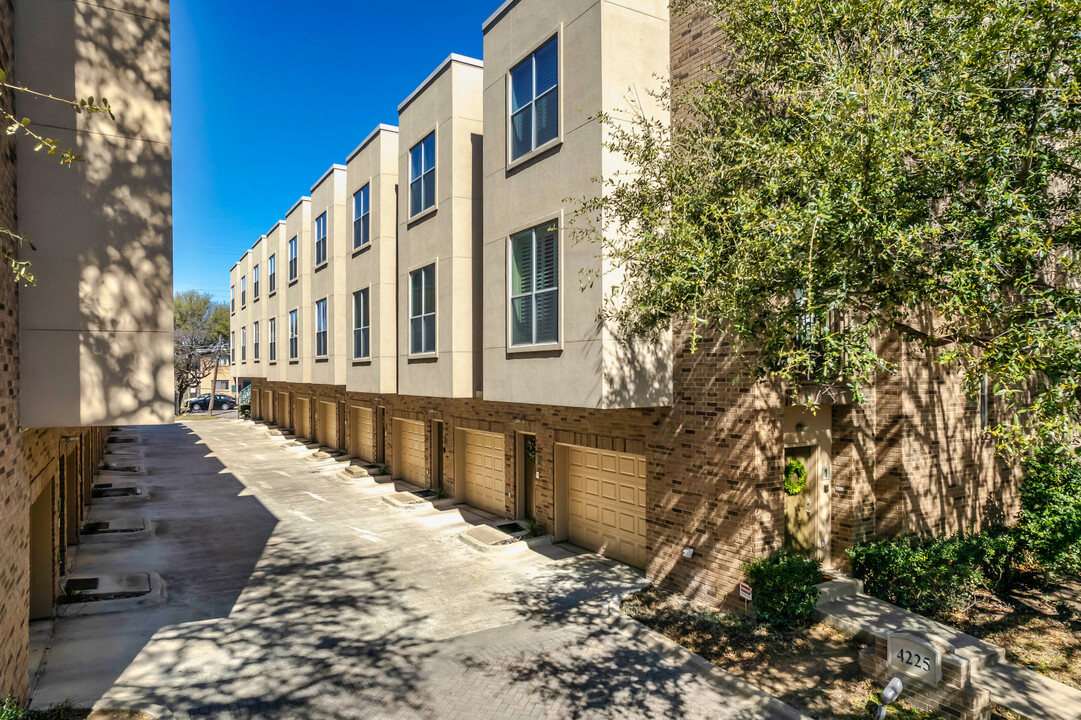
[819,586,1081,720]
[31,420,789,720]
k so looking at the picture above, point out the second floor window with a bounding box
[314,213,328,265]
[288,237,298,280]
[241,326,247,361]
[231,331,235,363]
[511,222,559,345]
[268,254,276,293]
[253,264,260,300]
[353,288,370,359]
[409,132,436,217]
[269,317,277,361]
[510,36,558,161]
[230,285,235,313]
[289,309,299,359]
[315,298,328,357]
[354,185,370,249]
[253,321,260,360]
[241,276,247,306]
[409,264,436,354]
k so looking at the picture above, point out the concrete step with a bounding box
[973,659,1081,720]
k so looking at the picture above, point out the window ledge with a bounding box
[267,291,276,298]
[315,357,329,363]
[268,361,277,366]
[352,243,372,258]
[289,360,299,365]
[407,205,437,226]
[507,341,562,356]
[253,297,260,303]
[288,278,298,287]
[352,358,372,366]
[314,262,328,273]
[407,352,438,363]
[507,138,562,172]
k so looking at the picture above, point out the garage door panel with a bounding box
[395,419,426,486]
[562,444,647,569]
[460,430,506,516]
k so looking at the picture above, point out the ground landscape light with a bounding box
[876,677,904,720]
[682,547,694,558]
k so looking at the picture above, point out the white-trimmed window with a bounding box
[241,276,247,306]
[409,264,436,354]
[510,222,559,345]
[268,254,276,293]
[353,288,370,359]
[510,36,558,161]
[230,285,235,313]
[409,133,436,217]
[315,298,328,357]
[241,326,247,361]
[231,331,236,363]
[253,320,260,360]
[269,317,277,361]
[289,309,299,359]
[314,213,328,265]
[288,237,298,280]
[253,264,260,300]
[353,185,370,249]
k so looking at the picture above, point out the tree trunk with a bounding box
[206,337,222,416]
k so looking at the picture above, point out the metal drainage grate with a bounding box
[496,521,525,534]
[65,578,100,592]
[91,487,140,498]
[411,489,436,499]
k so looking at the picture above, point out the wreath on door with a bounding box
[784,457,808,496]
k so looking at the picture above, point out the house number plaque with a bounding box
[887,633,942,685]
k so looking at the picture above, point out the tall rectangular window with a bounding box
[510,222,559,345]
[231,331,236,363]
[269,317,277,361]
[253,264,260,300]
[314,213,327,265]
[315,298,328,357]
[241,276,247,306]
[510,37,558,161]
[253,320,260,360]
[288,237,298,280]
[241,326,247,361]
[409,264,436,354]
[268,254,276,293]
[289,309,299,359]
[230,285,235,313]
[353,185,371,249]
[353,288,370,359]
[409,133,436,217]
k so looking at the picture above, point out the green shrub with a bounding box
[744,552,821,629]
[848,529,1017,617]
[238,403,251,418]
[1018,444,1081,576]
[0,697,25,720]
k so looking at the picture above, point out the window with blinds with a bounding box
[269,317,277,361]
[314,213,328,265]
[511,222,559,346]
[409,264,436,354]
[353,288,370,359]
[315,298,328,357]
[289,309,299,359]
[354,185,371,249]
[510,36,558,161]
[409,133,436,217]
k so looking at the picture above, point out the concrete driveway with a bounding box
[31,420,786,719]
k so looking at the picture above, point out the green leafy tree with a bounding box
[174,290,229,414]
[0,67,113,284]
[582,0,1081,457]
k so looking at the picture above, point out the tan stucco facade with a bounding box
[481,0,671,410]
[309,165,349,388]
[15,0,174,427]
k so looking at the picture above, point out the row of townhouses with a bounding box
[0,0,173,701]
[230,0,1020,605]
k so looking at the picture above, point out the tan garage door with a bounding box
[394,419,426,485]
[350,406,375,462]
[295,398,311,440]
[277,392,289,427]
[317,401,338,450]
[561,444,648,569]
[459,430,506,515]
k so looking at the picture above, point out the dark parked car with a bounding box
[183,393,236,412]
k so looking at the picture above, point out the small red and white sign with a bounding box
[739,582,753,601]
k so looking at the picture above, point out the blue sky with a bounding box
[171,0,496,304]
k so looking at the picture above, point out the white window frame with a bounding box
[231,331,236,363]
[353,288,370,359]
[315,298,328,357]
[241,276,247,307]
[409,264,436,355]
[230,285,235,314]
[507,31,562,167]
[253,320,260,360]
[269,317,277,361]
[314,213,328,266]
[509,221,560,347]
[253,264,260,300]
[288,237,298,280]
[353,184,371,250]
[408,132,436,218]
[268,254,276,293]
[240,326,247,362]
[288,309,299,359]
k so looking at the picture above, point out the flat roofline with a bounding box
[287,196,311,217]
[397,54,483,114]
[265,220,285,237]
[347,124,399,163]
[310,164,347,193]
[251,235,265,249]
[482,0,521,33]
[233,248,251,266]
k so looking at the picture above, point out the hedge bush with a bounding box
[1018,444,1081,576]
[744,552,822,629]
[848,529,1016,617]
